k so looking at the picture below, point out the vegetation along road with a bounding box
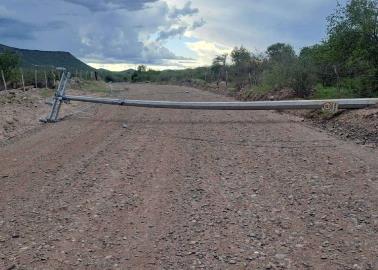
[0,83,377,269]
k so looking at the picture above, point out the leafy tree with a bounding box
[263,43,297,89]
[211,54,228,83]
[266,43,296,64]
[299,45,335,86]
[230,46,252,89]
[231,46,251,67]
[137,65,147,73]
[291,52,318,97]
[0,50,20,81]
[326,0,378,96]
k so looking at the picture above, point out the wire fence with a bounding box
[0,69,98,91]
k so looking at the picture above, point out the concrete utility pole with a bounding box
[1,70,7,91]
[62,96,378,111]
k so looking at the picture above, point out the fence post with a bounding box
[225,70,228,88]
[35,70,38,88]
[1,70,7,91]
[52,70,56,87]
[44,70,48,89]
[20,69,25,91]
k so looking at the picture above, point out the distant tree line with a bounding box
[129,0,378,98]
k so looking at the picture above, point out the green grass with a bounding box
[79,80,110,93]
[252,84,273,94]
[312,84,357,99]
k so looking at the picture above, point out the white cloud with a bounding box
[181,0,343,52]
[186,40,232,66]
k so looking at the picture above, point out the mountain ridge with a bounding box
[0,43,94,72]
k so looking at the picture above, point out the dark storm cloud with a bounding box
[156,2,204,42]
[0,17,34,40]
[191,18,205,30]
[157,25,187,41]
[0,17,65,40]
[62,0,158,12]
[169,1,198,18]
[156,18,206,41]
[0,0,205,67]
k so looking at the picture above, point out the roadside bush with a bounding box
[312,84,356,99]
[0,50,20,82]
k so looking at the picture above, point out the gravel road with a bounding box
[0,84,377,270]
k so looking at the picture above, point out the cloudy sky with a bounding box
[0,0,346,70]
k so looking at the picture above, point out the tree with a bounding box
[0,50,20,81]
[231,46,251,67]
[137,65,147,73]
[263,43,297,89]
[211,54,228,84]
[266,43,296,64]
[230,46,252,89]
[299,45,335,86]
[292,50,318,97]
[326,0,378,96]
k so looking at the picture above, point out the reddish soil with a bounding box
[0,84,377,270]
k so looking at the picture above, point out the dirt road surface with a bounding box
[0,84,377,270]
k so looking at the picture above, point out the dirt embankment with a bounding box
[0,81,124,144]
[303,108,378,148]
[0,87,52,142]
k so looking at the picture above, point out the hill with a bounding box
[0,44,94,72]
[97,68,135,82]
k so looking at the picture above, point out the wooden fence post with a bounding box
[225,70,228,88]
[35,70,38,88]
[44,70,48,89]
[1,70,7,91]
[52,70,56,87]
[20,69,25,91]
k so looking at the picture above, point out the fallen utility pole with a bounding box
[62,95,378,111]
[42,71,378,123]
